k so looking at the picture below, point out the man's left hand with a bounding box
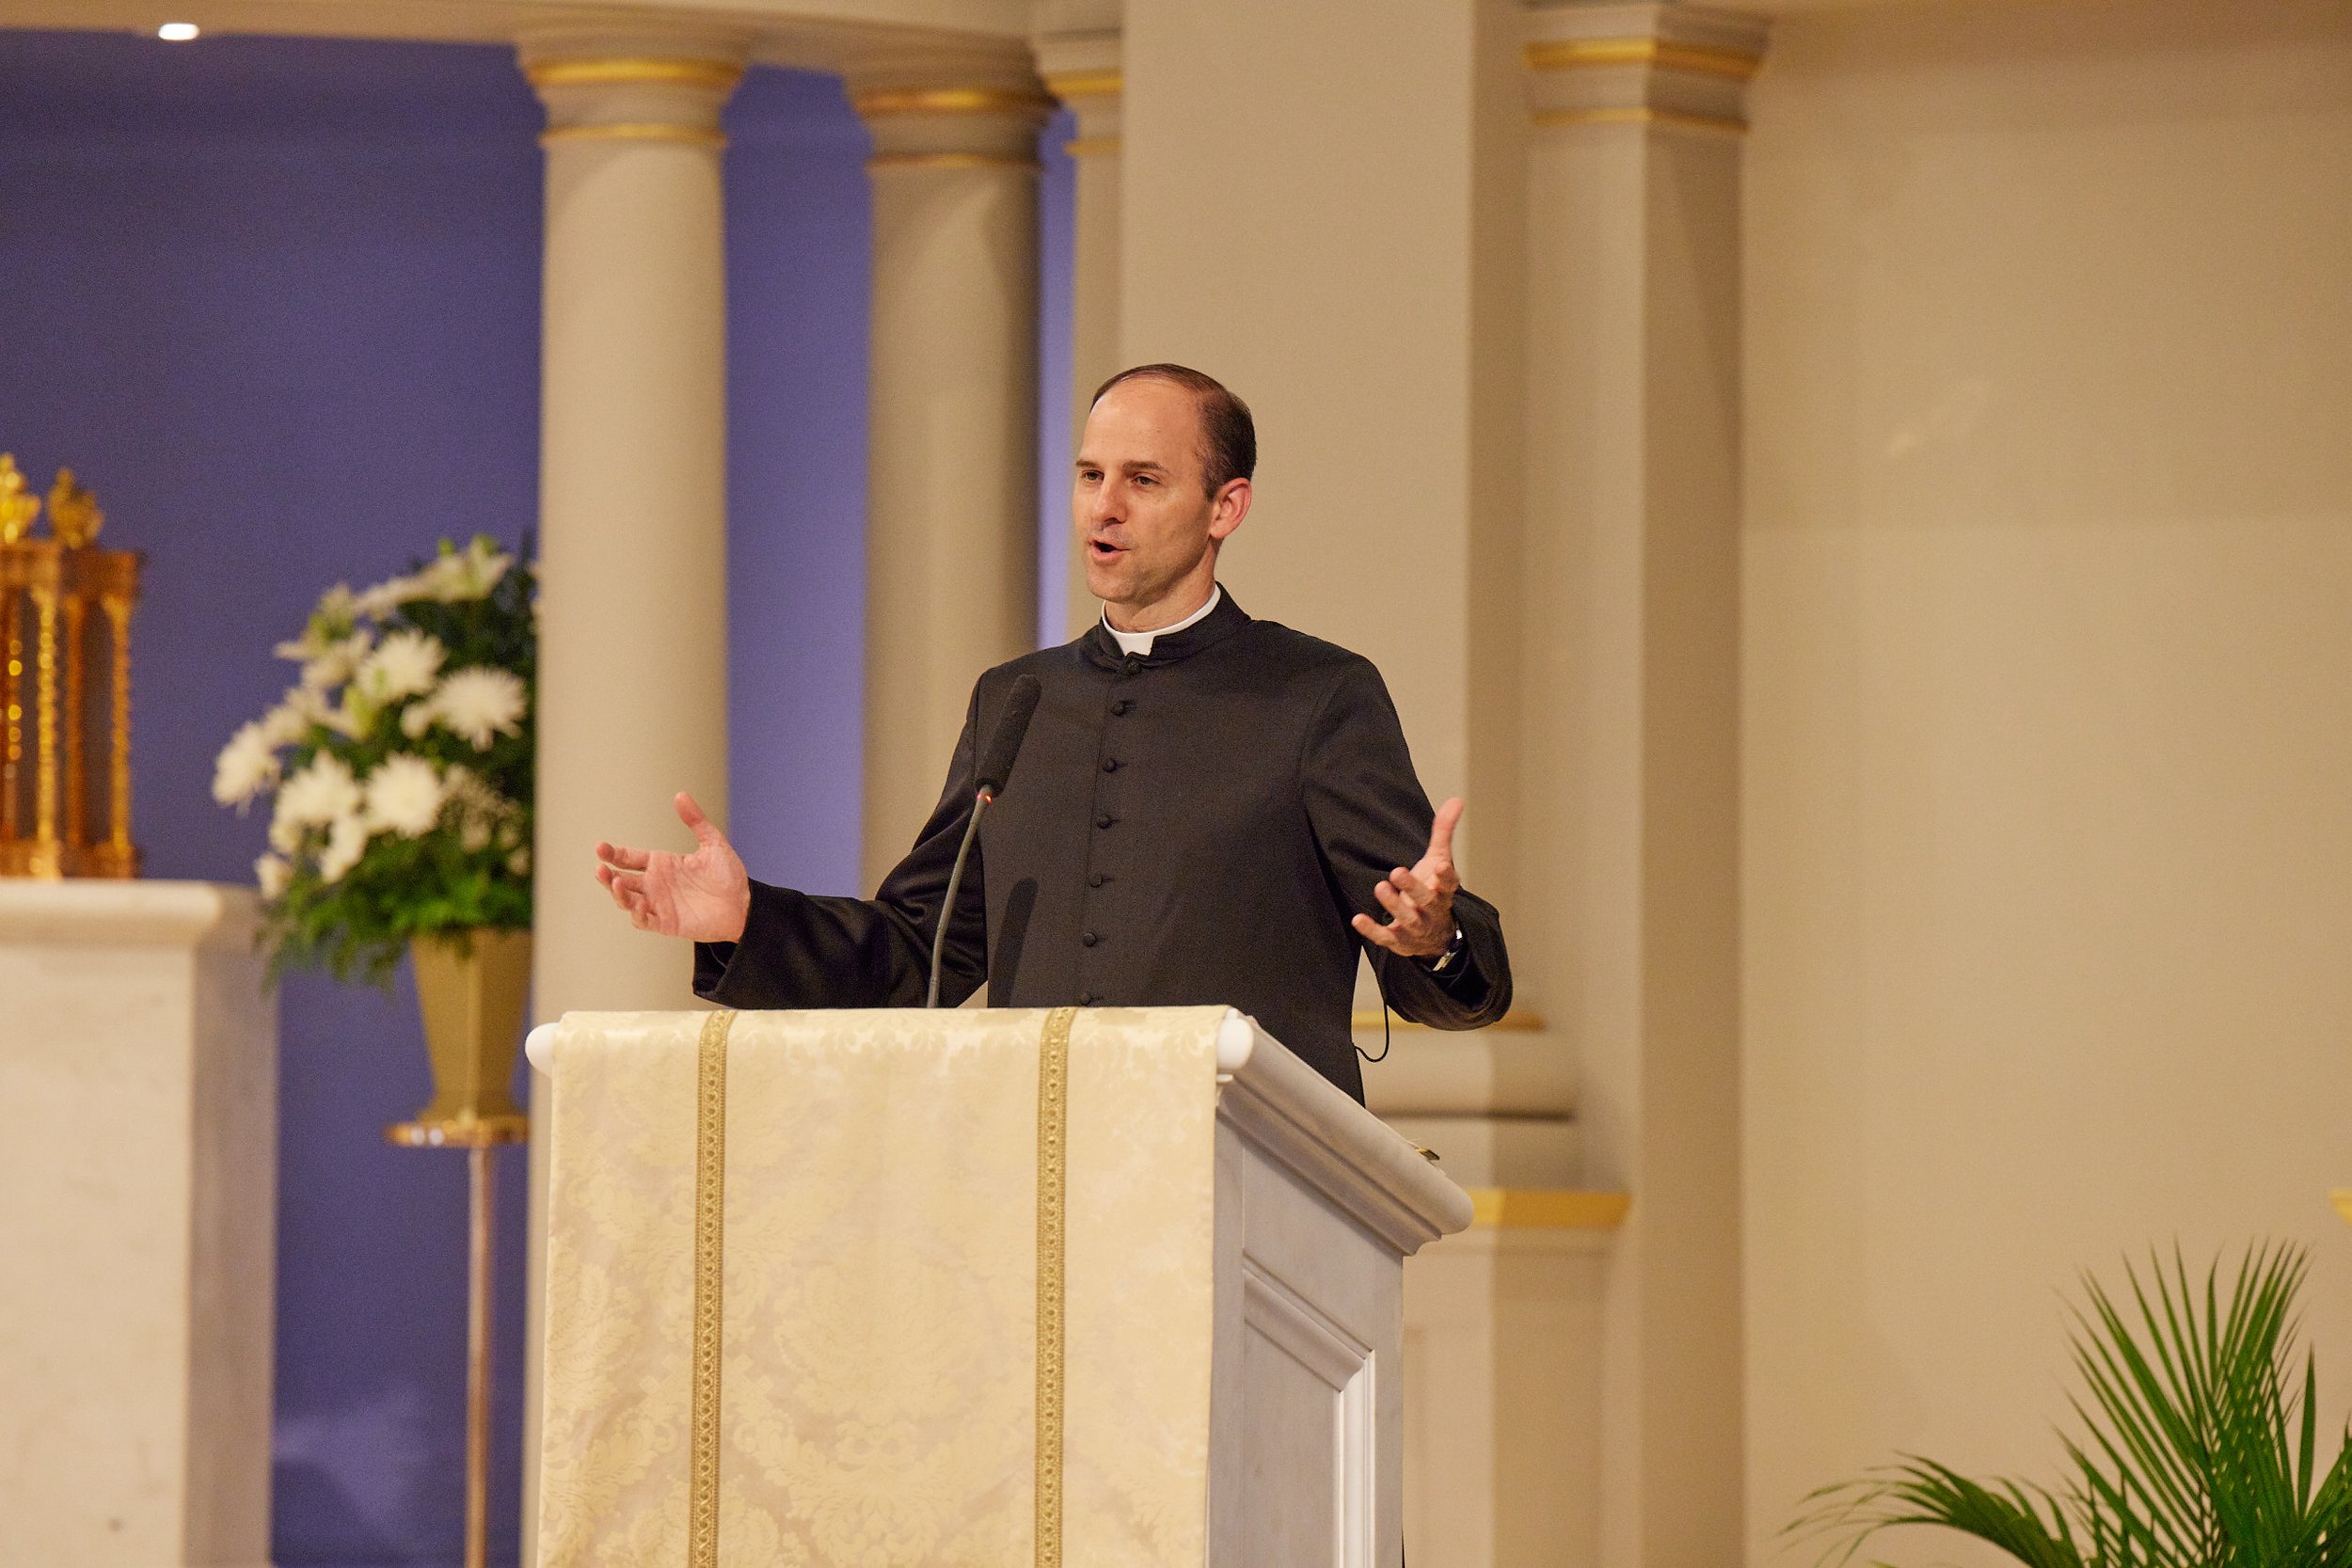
[1352,797,1464,959]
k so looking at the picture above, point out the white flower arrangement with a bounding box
[216,535,534,983]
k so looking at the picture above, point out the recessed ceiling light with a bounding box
[157,22,199,40]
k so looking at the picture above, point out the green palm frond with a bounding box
[1789,1243,2352,1568]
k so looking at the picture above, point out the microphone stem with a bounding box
[927,789,992,1008]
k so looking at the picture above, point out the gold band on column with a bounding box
[540,123,728,149]
[866,151,1042,173]
[851,87,1055,119]
[688,1009,735,1568]
[1042,70,1121,101]
[1523,37,1762,81]
[525,57,743,91]
[1531,105,1747,136]
[1034,1006,1075,1568]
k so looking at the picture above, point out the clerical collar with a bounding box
[1101,586,1222,657]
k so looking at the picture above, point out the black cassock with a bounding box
[694,589,1510,1101]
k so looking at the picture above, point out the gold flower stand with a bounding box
[387,929,532,1568]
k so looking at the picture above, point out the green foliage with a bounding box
[1792,1243,2352,1568]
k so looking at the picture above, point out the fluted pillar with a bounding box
[1517,5,1766,1564]
[518,31,742,1564]
[850,55,1051,890]
[1038,29,1123,640]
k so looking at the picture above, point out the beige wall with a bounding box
[1120,0,1517,818]
[1742,1,2352,1559]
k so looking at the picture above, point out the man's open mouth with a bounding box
[1089,539,1123,559]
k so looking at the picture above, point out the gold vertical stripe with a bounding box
[103,596,131,857]
[31,587,58,870]
[1034,1006,1075,1567]
[60,595,84,849]
[688,1009,734,1568]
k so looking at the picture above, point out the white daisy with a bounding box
[354,629,445,705]
[277,752,362,827]
[362,755,445,838]
[316,813,371,883]
[415,538,514,603]
[211,721,279,807]
[352,572,424,620]
[430,666,527,750]
[254,853,291,900]
[298,629,373,694]
[258,698,312,748]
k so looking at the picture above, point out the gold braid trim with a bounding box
[688,1009,735,1568]
[1034,1006,1075,1566]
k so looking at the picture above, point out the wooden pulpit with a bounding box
[525,1005,1470,1567]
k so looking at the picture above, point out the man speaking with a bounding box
[594,363,1509,1101]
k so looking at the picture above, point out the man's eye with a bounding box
[1135,475,1155,487]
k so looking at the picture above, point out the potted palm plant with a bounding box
[213,535,533,1140]
[1796,1242,2352,1568]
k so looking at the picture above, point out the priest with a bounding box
[594,363,1510,1101]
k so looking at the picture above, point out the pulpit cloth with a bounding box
[534,1006,1226,1567]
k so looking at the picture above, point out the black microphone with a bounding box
[929,674,1041,1006]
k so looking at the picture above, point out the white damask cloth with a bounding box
[535,1006,1224,1568]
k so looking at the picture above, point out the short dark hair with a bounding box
[1089,363,1256,496]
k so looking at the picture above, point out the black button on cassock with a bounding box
[1095,813,1115,829]
[1101,758,1120,773]
[1111,699,1134,716]
[1088,872,1105,888]
[1078,991,1096,1006]
[1082,931,1100,947]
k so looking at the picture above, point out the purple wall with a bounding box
[0,33,547,1567]
[0,26,1076,1567]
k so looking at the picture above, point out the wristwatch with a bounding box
[1421,925,1467,974]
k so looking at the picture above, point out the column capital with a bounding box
[846,41,1053,173]
[1036,28,1121,159]
[1521,2,1769,137]
[518,28,749,147]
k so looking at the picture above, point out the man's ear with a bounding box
[1208,477,1252,543]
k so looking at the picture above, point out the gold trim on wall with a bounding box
[1043,70,1122,101]
[524,57,743,92]
[1349,1009,1546,1033]
[1465,1188,1630,1230]
[1062,136,1121,158]
[850,87,1056,119]
[866,151,1042,173]
[1530,105,1747,136]
[538,123,727,150]
[1524,37,1762,82]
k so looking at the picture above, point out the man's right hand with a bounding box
[595,792,751,943]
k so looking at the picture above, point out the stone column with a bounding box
[850,54,1051,891]
[517,32,743,1561]
[1516,4,1766,1565]
[1038,28,1123,640]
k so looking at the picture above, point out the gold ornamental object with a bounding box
[388,927,532,1568]
[0,453,140,879]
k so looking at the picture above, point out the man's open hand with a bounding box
[1351,797,1463,960]
[595,792,752,942]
